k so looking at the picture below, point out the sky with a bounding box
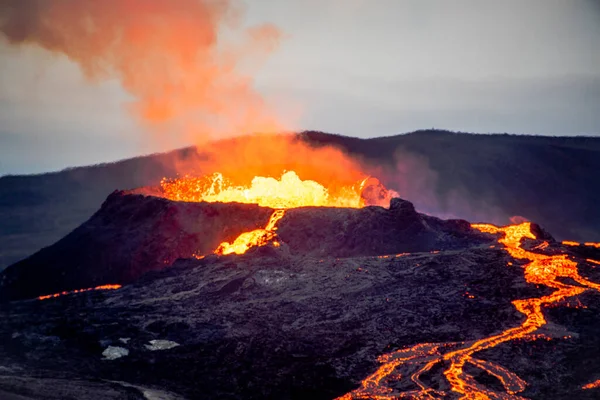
[1,0,599,175]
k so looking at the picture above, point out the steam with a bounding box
[369,147,508,224]
[0,0,283,141]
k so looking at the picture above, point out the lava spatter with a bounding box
[339,222,600,399]
[161,171,367,209]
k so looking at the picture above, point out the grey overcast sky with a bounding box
[1,0,599,175]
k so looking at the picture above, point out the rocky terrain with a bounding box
[0,196,600,399]
[0,195,484,302]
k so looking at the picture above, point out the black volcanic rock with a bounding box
[0,192,273,301]
[0,244,599,399]
[0,191,599,399]
[0,193,489,301]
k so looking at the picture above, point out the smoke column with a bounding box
[0,0,282,140]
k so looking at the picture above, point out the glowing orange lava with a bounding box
[339,222,600,399]
[161,171,368,209]
[215,210,285,255]
[582,379,600,390]
[588,259,600,266]
[38,284,121,300]
[173,170,377,257]
[562,240,580,247]
[562,240,600,249]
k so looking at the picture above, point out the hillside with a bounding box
[1,130,599,270]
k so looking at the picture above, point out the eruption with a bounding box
[0,0,283,140]
[160,167,395,256]
[161,171,369,209]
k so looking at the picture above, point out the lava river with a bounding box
[338,222,600,399]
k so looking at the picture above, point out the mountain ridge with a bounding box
[1,129,599,270]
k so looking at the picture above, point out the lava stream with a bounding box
[338,222,600,399]
[38,284,121,300]
[214,209,285,255]
[582,379,600,390]
[562,240,600,249]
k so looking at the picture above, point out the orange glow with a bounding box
[583,379,600,390]
[215,210,285,255]
[153,133,381,211]
[587,259,600,266]
[562,240,600,249]
[161,171,367,209]
[38,284,121,300]
[339,222,600,399]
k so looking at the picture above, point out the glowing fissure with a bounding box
[214,209,285,255]
[339,222,600,399]
[161,171,367,209]
[38,284,121,300]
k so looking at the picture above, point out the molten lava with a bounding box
[215,210,285,255]
[339,222,600,399]
[161,171,367,209]
[38,284,121,301]
[562,240,600,248]
[165,170,386,257]
[582,379,600,390]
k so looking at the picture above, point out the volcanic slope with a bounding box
[2,130,600,270]
[1,221,600,399]
[0,195,483,301]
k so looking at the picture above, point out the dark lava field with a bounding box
[1,193,600,399]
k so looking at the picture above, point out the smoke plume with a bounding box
[0,0,282,141]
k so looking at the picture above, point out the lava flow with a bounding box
[582,379,600,390]
[562,240,600,248]
[339,222,600,399]
[38,284,121,301]
[215,209,285,255]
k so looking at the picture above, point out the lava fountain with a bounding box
[161,170,395,256]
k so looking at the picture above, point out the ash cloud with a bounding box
[0,0,283,143]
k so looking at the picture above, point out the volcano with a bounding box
[1,171,600,400]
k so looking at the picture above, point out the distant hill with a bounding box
[1,130,599,270]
